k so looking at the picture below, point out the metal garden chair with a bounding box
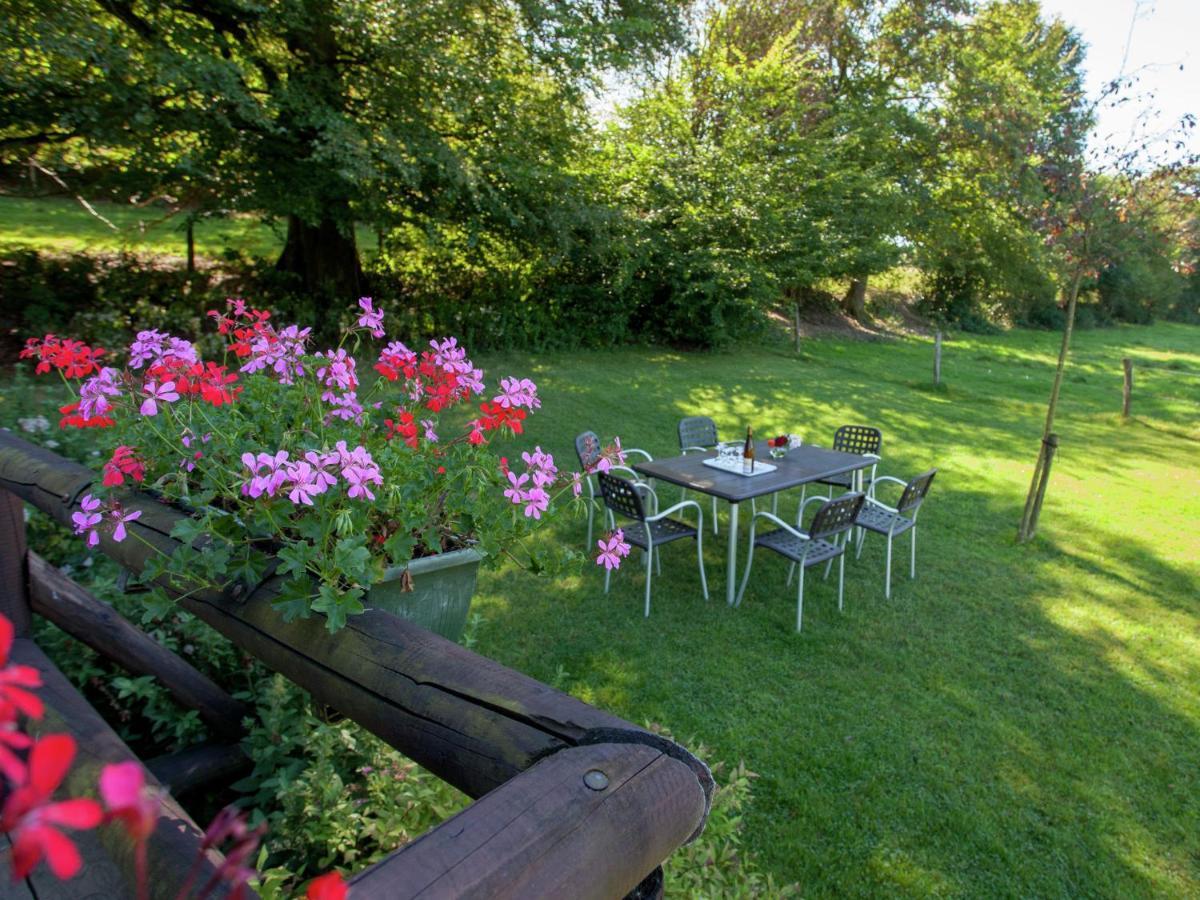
[676,415,761,531]
[677,416,721,534]
[854,468,937,599]
[575,430,655,550]
[809,425,882,501]
[598,471,708,618]
[735,492,866,631]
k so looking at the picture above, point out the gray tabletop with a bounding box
[632,442,874,503]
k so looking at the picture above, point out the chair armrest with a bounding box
[608,465,646,481]
[873,475,906,488]
[647,499,703,526]
[622,447,654,462]
[863,496,899,514]
[750,511,811,541]
[681,446,710,455]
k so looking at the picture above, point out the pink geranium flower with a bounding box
[596,529,631,570]
[139,380,179,416]
[71,493,103,547]
[356,297,385,338]
[110,507,142,543]
[99,761,161,842]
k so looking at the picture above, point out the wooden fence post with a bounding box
[1122,357,1133,418]
[933,331,943,386]
[793,302,802,354]
[0,489,30,635]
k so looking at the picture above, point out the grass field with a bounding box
[466,323,1200,896]
[0,195,376,260]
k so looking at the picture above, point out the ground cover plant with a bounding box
[464,322,1200,896]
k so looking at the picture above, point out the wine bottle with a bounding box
[742,426,755,474]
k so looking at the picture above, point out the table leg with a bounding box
[727,500,739,606]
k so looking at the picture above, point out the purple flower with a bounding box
[128,330,197,369]
[110,508,142,543]
[240,451,291,498]
[522,447,557,488]
[333,442,383,500]
[570,472,584,497]
[282,461,326,506]
[356,297,386,338]
[72,494,102,547]
[139,380,179,416]
[240,324,311,384]
[494,376,540,411]
[503,471,529,505]
[522,486,549,519]
[429,337,485,396]
[596,529,631,570]
[420,419,438,443]
[78,367,122,419]
[316,348,358,397]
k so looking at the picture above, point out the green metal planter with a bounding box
[367,547,483,642]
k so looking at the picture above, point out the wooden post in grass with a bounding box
[793,302,802,354]
[186,220,195,273]
[933,331,943,386]
[1122,357,1133,418]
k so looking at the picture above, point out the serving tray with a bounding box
[702,457,778,477]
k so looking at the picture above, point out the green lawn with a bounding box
[0,195,377,260]
[469,323,1200,897]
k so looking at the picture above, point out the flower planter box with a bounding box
[368,547,483,642]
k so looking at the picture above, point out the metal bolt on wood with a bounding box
[584,769,609,791]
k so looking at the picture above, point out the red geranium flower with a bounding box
[0,734,103,879]
[0,615,44,720]
[99,761,161,842]
[307,871,350,900]
[102,446,147,487]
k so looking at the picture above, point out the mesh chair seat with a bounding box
[855,501,915,537]
[754,529,844,567]
[623,517,699,550]
[815,471,856,489]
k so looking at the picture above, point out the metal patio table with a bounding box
[632,442,876,606]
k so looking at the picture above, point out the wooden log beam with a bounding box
[0,433,712,829]
[11,637,233,899]
[147,742,250,795]
[27,551,249,740]
[348,742,704,900]
[0,488,31,635]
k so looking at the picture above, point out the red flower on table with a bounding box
[0,734,103,879]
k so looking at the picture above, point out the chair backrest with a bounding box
[832,425,882,457]
[598,471,647,523]
[575,430,602,470]
[897,468,937,515]
[678,416,719,450]
[810,492,866,541]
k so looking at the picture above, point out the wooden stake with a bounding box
[793,302,802,354]
[1122,357,1132,418]
[933,331,942,386]
[186,220,195,273]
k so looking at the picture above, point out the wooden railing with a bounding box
[0,431,712,899]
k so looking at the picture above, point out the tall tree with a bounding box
[0,0,686,301]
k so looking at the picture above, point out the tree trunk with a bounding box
[275,208,364,300]
[841,276,867,320]
[1017,269,1083,542]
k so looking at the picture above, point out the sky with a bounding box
[1034,0,1198,161]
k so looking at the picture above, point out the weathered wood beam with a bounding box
[0,432,712,826]
[12,637,235,899]
[147,742,250,795]
[27,551,249,740]
[349,742,704,900]
[0,488,31,635]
